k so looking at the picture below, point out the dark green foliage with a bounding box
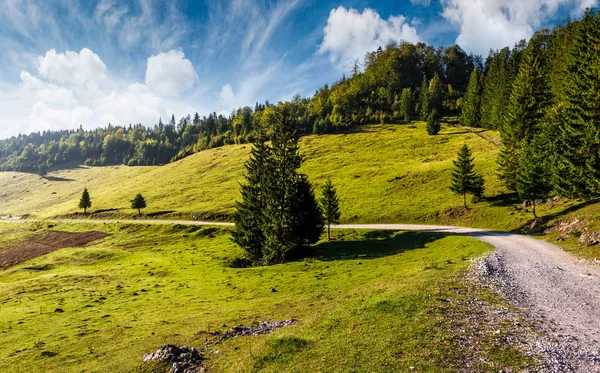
[78,188,92,214]
[426,109,441,135]
[395,88,414,122]
[554,9,600,197]
[516,141,552,219]
[319,178,341,241]
[233,109,323,265]
[38,164,48,177]
[450,145,485,208]
[460,68,481,127]
[130,193,147,215]
[232,139,270,264]
[498,32,552,191]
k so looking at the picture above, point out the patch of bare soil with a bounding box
[0,231,109,269]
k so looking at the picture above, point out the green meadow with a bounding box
[0,222,535,372]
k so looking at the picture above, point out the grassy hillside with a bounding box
[0,222,535,372]
[2,121,600,254]
[0,123,507,223]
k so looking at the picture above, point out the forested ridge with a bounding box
[2,9,600,203]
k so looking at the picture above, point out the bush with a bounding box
[426,109,441,135]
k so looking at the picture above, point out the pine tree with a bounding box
[426,109,441,135]
[481,48,510,129]
[319,178,341,241]
[397,88,414,122]
[555,9,600,197]
[498,33,552,191]
[428,72,444,116]
[232,138,271,264]
[79,188,92,214]
[516,140,552,220]
[450,145,485,209]
[461,68,481,127]
[130,193,147,215]
[418,76,430,121]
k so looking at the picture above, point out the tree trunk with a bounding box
[532,203,537,220]
[327,224,331,241]
[138,208,141,215]
[463,193,467,209]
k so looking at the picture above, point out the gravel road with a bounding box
[4,219,600,370]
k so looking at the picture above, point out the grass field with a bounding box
[0,222,536,372]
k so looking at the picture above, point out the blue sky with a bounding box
[0,0,595,138]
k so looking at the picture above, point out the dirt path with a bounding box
[3,219,600,370]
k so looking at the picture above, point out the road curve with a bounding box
[3,218,600,370]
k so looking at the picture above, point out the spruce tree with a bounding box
[498,33,552,191]
[516,140,552,220]
[461,68,481,127]
[418,76,430,121]
[450,145,485,209]
[426,109,441,135]
[79,188,92,214]
[398,88,414,122]
[130,193,147,215]
[319,178,341,241]
[232,138,270,264]
[555,9,600,197]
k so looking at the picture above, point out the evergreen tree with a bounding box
[428,72,444,115]
[319,178,341,241]
[418,76,430,121]
[498,33,552,191]
[130,193,147,215]
[79,188,92,214]
[450,145,485,208]
[461,68,481,127]
[426,109,441,135]
[555,9,600,197]
[516,140,552,220]
[396,88,414,122]
[232,139,271,264]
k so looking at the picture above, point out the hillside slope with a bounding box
[1,122,597,238]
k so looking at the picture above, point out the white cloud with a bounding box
[318,7,421,71]
[219,84,235,108]
[145,50,197,97]
[37,48,107,85]
[410,0,432,6]
[0,47,199,138]
[441,0,598,55]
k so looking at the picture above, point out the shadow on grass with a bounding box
[91,208,122,214]
[43,176,74,182]
[485,192,520,207]
[310,231,449,261]
[146,210,176,217]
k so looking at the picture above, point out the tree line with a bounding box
[1,41,480,173]
[460,8,600,205]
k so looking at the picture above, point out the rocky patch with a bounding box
[142,345,204,373]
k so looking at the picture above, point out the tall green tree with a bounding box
[450,145,485,209]
[498,33,552,191]
[516,140,552,220]
[319,178,341,241]
[130,193,147,215]
[461,68,482,127]
[554,9,600,197]
[79,188,92,214]
[428,72,445,115]
[418,76,430,121]
[232,139,271,264]
[396,88,414,122]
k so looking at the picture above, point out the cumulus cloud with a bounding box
[219,84,235,108]
[37,48,107,85]
[0,48,198,138]
[145,50,197,97]
[441,0,598,55]
[318,7,421,71]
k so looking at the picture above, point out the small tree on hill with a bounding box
[461,68,482,127]
[79,188,92,214]
[319,178,341,241]
[38,164,48,177]
[450,145,485,209]
[516,143,552,220]
[426,109,441,135]
[130,193,147,215]
[418,76,430,121]
[398,88,414,122]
